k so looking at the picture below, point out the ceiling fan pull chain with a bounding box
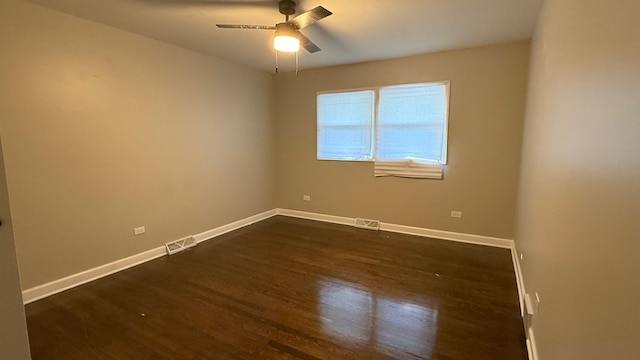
[296,50,299,76]
[275,49,279,73]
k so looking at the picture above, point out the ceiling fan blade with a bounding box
[216,24,276,30]
[288,6,332,29]
[298,32,321,53]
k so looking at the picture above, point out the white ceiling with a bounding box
[24,0,543,72]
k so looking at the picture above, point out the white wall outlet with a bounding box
[520,252,524,261]
[303,195,311,201]
[535,292,541,313]
[450,210,462,219]
[133,226,146,236]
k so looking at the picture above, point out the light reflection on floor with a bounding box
[318,278,439,358]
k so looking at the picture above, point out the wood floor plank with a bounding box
[25,216,527,360]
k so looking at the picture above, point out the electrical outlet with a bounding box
[303,195,311,201]
[535,292,541,313]
[134,226,146,236]
[520,252,524,261]
[450,211,462,219]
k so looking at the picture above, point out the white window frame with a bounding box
[317,81,450,165]
[316,89,376,161]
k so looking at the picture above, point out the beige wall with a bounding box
[516,0,640,358]
[275,41,530,239]
[0,0,275,289]
[0,136,31,359]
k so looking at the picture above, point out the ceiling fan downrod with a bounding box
[279,0,297,21]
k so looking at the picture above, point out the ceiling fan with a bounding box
[216,0,332,68]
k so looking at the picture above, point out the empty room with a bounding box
[1,0,638,359]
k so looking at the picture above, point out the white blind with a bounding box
[374,159,444,179]
[374,83,448,179]
[317,90,375,160]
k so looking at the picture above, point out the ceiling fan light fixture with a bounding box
[274,23,300,52]
[274,35,300,52]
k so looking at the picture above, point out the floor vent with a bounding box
[354,218,380,230]
[165,236,197,255]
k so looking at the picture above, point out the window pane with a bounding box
[318,127,373,160]
[376,83,448,162]
[377,126,444,160]
[318,91,374,160]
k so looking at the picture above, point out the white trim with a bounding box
[511,243,526,315]
[22,209,277,304]
[194,209,277,243]
[276,208,354,226]
[527,326,540,360]
[511,242,539,360]
[277,208,513,249]
[22,246,166,304]
[381,222,512,248]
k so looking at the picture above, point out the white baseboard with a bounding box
[527,327,539,360]
[22,246,166,304]
[511,243,525,316]
[276,208,354,227]
[195,209,277,243]
[511,242,539,360]
[22,209,277,304]
[381,222,513,248]
[276,208,514,249]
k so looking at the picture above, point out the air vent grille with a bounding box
[165,236,197,255]
[354,218,380,230]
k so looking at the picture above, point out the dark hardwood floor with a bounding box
[25,216,527,360]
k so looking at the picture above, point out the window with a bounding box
[317,90,375,161]
[317,81,450,179]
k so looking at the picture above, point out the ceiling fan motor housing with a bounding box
[279,0,297,16]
